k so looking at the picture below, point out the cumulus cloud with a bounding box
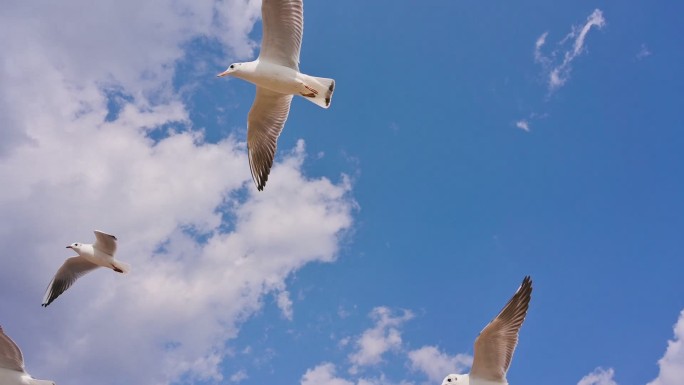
[647,310,684,385]
[301,363,355,385]
[0,1,355,385]
[534,9,606,92]
[577,367,618,385]
[407,346,473,383]
[348,307,414,373]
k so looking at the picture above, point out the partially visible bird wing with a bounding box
[93,230,117,256]
[470,276,533,382]
[0,326,24,372]
[259,0,303,70]
[247,87,293,190]
[42,256,100,307]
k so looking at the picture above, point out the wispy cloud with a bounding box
[577,367,618,385]
[515,120,531,132]
[535,9,606,92]
[277,290,294,321]
[230,369,249,383]
[637,44,652,60]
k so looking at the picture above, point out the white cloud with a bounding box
[577,367,617,385]
[407,346,473,383]
[647,309,684,385]
[0,1,356,385]
[277,290,294,321]
[301,363,355,385]
[230,369,249,383]
[534,9,606,92]
[637,44,652,60]
[575,309,684,385]
[348,307,414,373]
[515,120,531,132]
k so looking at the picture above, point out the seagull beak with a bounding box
[66,245,72,249]
[216,70,230,78]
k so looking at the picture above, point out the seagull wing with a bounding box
[247,87,293,190]
[470,276,533,382]
[42,256,100,307]
[0,326,24,372]
[259,0,303,69]
[93,230,117,255]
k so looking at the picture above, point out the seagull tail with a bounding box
[299,74,335,109]
[111,260,131,274]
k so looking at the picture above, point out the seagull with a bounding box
[217,0,335,191]
[441,276,533,385]
[0,325,56,384]
[42,230,130,307]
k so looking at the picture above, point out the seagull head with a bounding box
[441,374,467,385]
[66,242,82,251]
[217,63,241,77]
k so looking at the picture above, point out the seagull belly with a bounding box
[250,62,302,95]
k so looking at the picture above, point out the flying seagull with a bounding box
[441,276,533,385]
[0,325,56,384]
[42,230,130,307]
[217,0,335,191]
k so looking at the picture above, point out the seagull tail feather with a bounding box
[111,260,131,274]
[299,74,335,109]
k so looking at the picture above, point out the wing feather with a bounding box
[470,276,533,382]
[259,0,303,69]
[42,256,100,307]
[93,230,117,256]
[247,87,293,191]
[0,326,24,372]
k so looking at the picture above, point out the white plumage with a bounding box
[0,325,55,384]
[218,0,335,191]
[42,230,130,307]
[440,276,533,385]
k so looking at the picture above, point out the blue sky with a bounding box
[0,1,683,385]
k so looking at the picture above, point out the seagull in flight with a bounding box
[218,0,335,191]
[42,230,130,307]
[0,325,56,384]
[441,276,533,385]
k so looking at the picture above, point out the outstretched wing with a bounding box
[0,326,24,372]
[259,0,303,69]
[93,230,117,256]
[470,276,533,382]
[247,87,293,190]
[42,256,100,307]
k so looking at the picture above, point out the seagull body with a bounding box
[0,326,55,385]
[218,0,335,190]
[441,276,533,385]
[42,230,130,307]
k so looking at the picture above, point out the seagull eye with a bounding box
[447,380,451,382]
[230,64,235,69]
